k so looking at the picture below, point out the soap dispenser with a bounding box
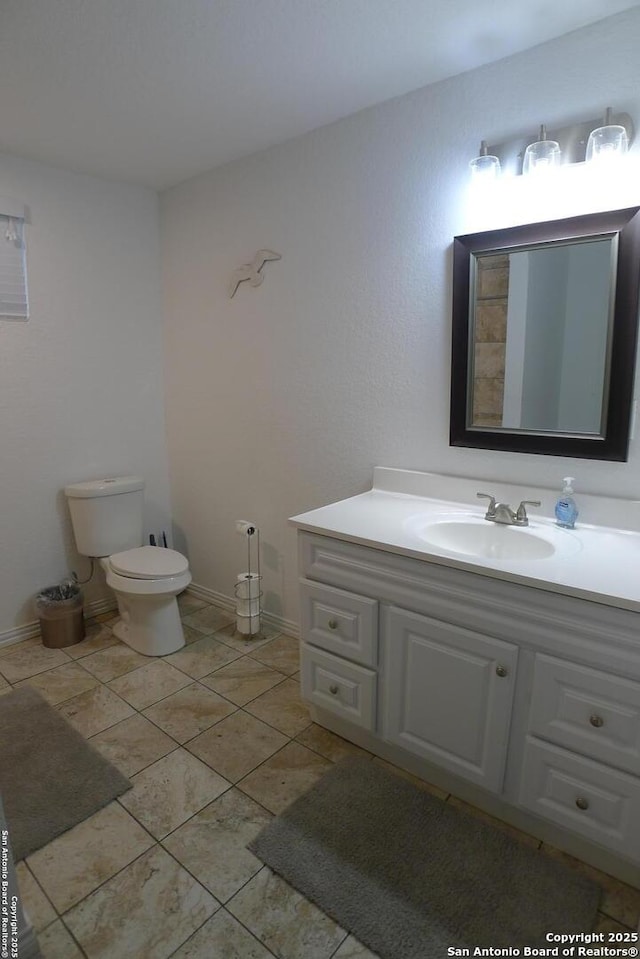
[555,477,579,529]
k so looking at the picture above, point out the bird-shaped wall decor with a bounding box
[228,249,282,298]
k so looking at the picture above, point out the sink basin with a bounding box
[407,513,581,561]
[418,521,554,560]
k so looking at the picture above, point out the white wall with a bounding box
[0,154,171,632]
[161,8,640,629]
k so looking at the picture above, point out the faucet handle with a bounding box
[516,500,541,525]
[477,492,497,516]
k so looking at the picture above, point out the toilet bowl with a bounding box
[101,546,191,656]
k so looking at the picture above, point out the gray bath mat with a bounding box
[0,687,131,860]
[249,757,600,956]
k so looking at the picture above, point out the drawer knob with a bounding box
[575,797,590,811]
[329,684,339,695]
[495,664,508,678]
[328,619,339,630]
[589,714,604,728]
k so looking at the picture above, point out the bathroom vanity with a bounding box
[290,469,640,887]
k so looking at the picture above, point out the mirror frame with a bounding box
[450,207,640,461]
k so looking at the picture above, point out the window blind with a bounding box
[0,213,28,319]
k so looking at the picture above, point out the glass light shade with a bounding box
[523,137,561,176]
[586,124,628,165]
[469,153,501,181]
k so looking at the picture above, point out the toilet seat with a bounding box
[110,545,189,580]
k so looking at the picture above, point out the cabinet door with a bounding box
[382,606,518,792]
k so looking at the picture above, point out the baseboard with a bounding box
[186,583,299,639]
[0,597,117,652]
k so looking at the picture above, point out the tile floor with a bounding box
[2,593,639,959]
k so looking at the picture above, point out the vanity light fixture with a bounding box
[586,107,629,165]
[472,107,633,181]
[469,140,501,181]
[522,124,561,176]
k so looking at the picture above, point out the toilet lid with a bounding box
[110,545,189,580]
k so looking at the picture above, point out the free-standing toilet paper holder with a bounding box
[234,521,263,636]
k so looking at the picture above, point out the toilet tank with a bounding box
[64,476,145,557]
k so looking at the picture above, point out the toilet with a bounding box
[64,476,191,656]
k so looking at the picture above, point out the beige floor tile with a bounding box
[177,592,209,614]
[182,605,235,636]
[0,674,9,690]
[108,660,191,709]
[0,643,69,683]
[64,846,217,959]
[542,844,640,928]
[143,682,236,744]
[182,624,207,645]
[90,713,177,776]
[65,624,118,659]
[252,635,299,676]
[186,711,288,783]
[81,643,149,682]
[171,908,276,959]
[227,867,346,959]
[27,802,154,913]
[15,862,57,932]
[375,757,449,802]
[15,661,99,705]
[37,920,85,959]
[238,741,332,814]
[167,636,242,679]
[244,677,310,737]
[163,788,272,902]
[119,747,230,839]
[213,622,281,653]
[295,724,372,763]
[200,656,286,706]
[57,685,135,738]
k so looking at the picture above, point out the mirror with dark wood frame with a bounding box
[450,207,640,461]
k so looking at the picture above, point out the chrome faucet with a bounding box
[476,492,541,527]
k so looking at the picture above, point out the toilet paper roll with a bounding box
[235,520,257,536]
[236,612,261,635]
[236,598,260,618]
[236,573,261,599]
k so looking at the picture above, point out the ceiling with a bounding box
[1,0,639,191]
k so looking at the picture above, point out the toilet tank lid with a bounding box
[65,476,145,498]
[110,545,188,579]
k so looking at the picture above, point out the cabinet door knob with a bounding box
[575,797,590,811]
[495,664,508,678]
[329,684,339,695]
[327,619,339,630]
[589,714,604,728]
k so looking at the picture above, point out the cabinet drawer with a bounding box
[519,737,640,859]
[530,654,640,775]
[300,579,378,666]
[301,644,376,731]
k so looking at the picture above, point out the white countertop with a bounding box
[290,468,640,613]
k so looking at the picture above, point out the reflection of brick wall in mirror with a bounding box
[472,254,508,427]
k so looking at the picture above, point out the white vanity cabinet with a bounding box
[296,530,640,887]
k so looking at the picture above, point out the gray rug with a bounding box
[0,687,131,861]
[249,757,601,956]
